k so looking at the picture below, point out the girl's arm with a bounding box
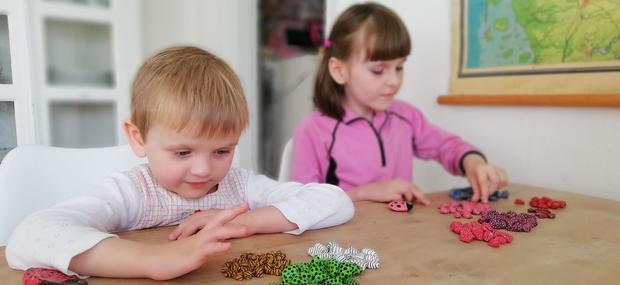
[345,179,430,204]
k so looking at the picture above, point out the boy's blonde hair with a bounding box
[130,46,248,139]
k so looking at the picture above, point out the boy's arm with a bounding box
[245,170,354,235]
[69,204,252,280]
[5,174,138,276]
[230,206,298,233]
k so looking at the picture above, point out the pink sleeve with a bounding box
[409,106,482,176]
[291,116,326,183]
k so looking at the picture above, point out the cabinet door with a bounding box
[31,0,140,147]
[0,1,35,163]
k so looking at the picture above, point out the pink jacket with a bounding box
[292,100,483,190]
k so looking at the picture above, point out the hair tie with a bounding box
[323,39,332,48]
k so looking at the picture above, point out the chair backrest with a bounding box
[277,139,293,182]
[0,145,145,245]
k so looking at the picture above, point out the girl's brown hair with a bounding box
[314,2,411,119]
[130,46,248,139]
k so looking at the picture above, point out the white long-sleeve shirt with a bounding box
[6,164,354,275]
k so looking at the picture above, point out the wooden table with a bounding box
[2,184,619,284]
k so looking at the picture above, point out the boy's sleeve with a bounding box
[409,106,484,176]
[291,115,325,183]
[5,173,141,276]
[245,170,354,235]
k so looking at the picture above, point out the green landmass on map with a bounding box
[466,0,620,69]
[511,0,620,64]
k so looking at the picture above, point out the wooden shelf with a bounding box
[437,94,620,107]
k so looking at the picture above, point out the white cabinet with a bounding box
[0,0,35,162]
[0,0,140,162]
[30,0,141,147]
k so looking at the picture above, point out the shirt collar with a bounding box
[342,105,388,125]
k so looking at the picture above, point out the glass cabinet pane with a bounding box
[0,15,13,84]
[0,101,17,162]
[50,102,116,147]
[45,0,110,9]
[45,18,114,87]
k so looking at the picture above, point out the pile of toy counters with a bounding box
[478,210,538,232]
[437,201,493,218]
[450,221,513,248]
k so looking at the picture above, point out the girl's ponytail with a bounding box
[314,46,345,119]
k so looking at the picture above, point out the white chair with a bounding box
[0,145,145,245]
[277,139,293,182]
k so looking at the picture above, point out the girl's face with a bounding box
[126,122,239,199]
[339,50,406,119]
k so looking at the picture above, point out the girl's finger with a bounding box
[470,175,481,202]
[410,186,430,205]
[477,169,490,203]
[497,168,508,187]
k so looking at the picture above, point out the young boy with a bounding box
[6,46,354,280]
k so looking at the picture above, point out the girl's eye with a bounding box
[396,66,404,72]
[175,150,191,157]
[215,149,231,156]
[371,69,383,75]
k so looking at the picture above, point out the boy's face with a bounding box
[333,50,406,117]
[127,122,240,199]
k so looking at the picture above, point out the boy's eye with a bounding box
[215,149,231,156]
[175,150,191,157]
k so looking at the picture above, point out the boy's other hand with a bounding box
[169,203,251,240]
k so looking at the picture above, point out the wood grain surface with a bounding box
[2,184,619,284]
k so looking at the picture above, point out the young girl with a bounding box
[6,46,354,280]
[292,2,507,205]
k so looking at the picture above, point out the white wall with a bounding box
[141,0,259,170]
[140,0,619,200]
[328,0,620,200]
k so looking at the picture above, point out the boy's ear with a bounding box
[328,57,348,85]
[124,120,147,157]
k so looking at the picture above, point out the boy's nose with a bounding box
[189,158,211,177]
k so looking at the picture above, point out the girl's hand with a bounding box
[147,203,254,280]
[463,155,508,202]
[348,179,431,205]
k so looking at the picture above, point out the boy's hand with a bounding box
[463,155,508,202]
[147,205,253,280]
[348,179,431,205]
[169,209,221,240]
[168,203,250,241]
